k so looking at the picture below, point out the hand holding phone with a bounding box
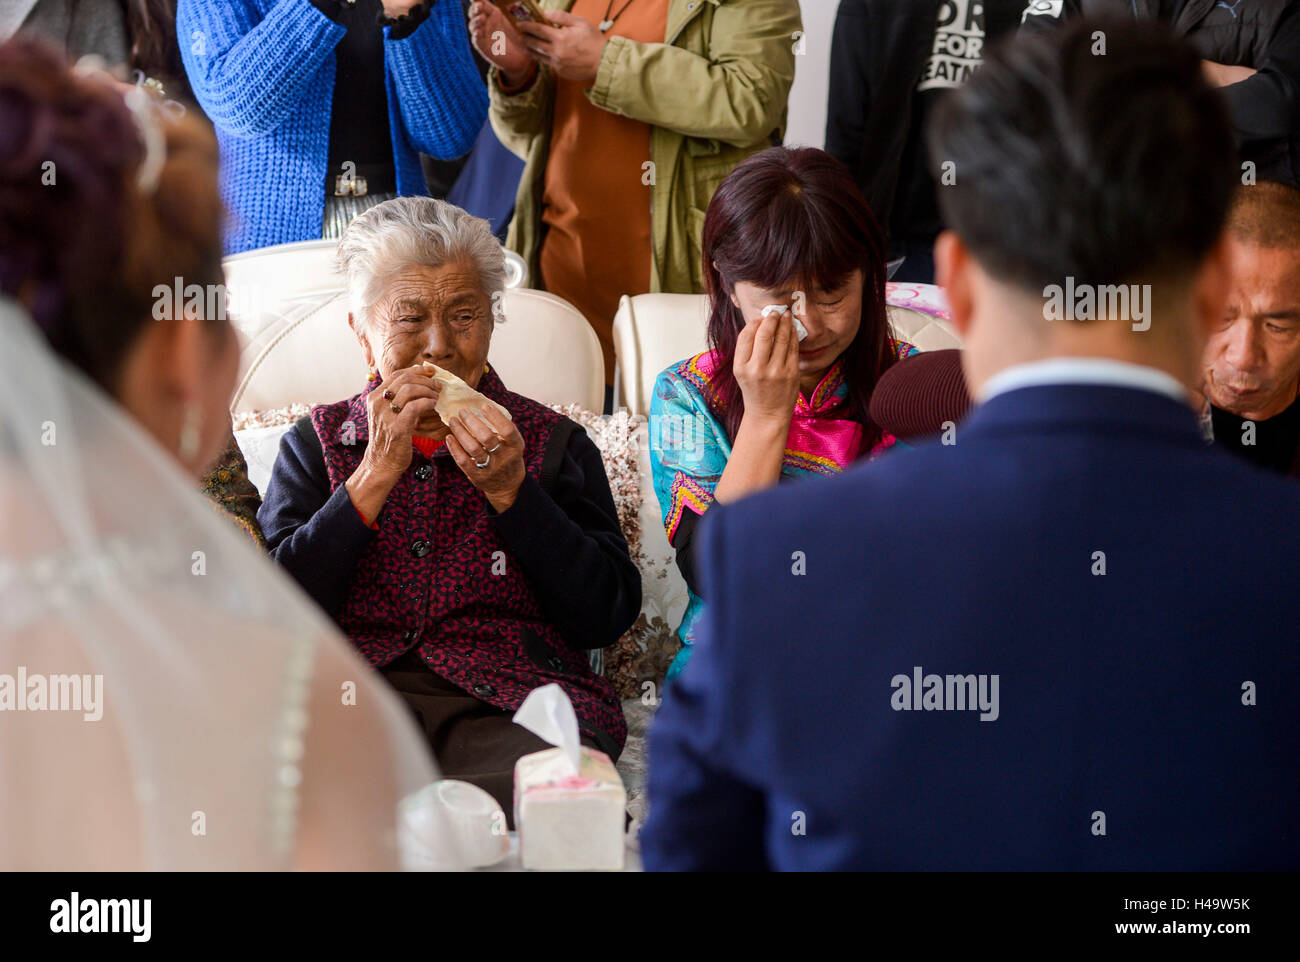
[467,1,537,87]
[494,0,547,27]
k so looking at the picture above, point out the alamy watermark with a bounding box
[890,666,999,721]
[152,276,276,335]
[1043,277,1151,332]
[50,893,150,942]
[0,667,103,720]
[649,412,711,462]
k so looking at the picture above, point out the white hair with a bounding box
[336,196,507,331]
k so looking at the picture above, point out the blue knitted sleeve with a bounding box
[177,0,346,139]
[383,0,488,160]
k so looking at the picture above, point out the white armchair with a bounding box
[223,237,528,313]
[226,243,599,418]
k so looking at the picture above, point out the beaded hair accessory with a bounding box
[122,85,166,195]
[72,54,167,195]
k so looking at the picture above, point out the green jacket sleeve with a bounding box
[586,0,801,148]
[488,64,556,160]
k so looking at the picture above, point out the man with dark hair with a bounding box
[825,0,1024,282]
[1021,0,1300,186]
[641,19,1300,871]
[1202,180,1300,475]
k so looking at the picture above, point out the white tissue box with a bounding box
[514,746,626,871]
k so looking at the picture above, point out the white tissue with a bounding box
[398,779,508,869]
[761,303,808,341]
[513,683,581,775]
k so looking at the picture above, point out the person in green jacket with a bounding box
[467,0,800,392]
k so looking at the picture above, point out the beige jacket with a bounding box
[489,0,802,294]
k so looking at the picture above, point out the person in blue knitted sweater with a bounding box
[179,0,487,254]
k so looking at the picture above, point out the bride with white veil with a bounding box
[0,39,461,870]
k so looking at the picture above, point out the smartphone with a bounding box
[494,0,547,27]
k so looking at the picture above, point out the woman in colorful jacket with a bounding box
[178,0,487,254]
[650,147,917,682]
[466,0,801,390]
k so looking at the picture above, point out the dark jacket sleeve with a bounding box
[640,505,769,871]
[824,0,941,232]
[383,0,488,160]
[1017,0,1300,147]
[824,0,876,182]
[257,421,378,617]
[1219,3,1300,144]
[489,429,641,651]
[670,508,705,599]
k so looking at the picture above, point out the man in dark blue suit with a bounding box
[640,19,1300,870]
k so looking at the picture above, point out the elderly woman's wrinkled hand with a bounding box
[445,403,527,513]
[362,365,443,480]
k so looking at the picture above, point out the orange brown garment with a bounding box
[538,0,670,385]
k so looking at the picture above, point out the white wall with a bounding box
[784,0,839,149]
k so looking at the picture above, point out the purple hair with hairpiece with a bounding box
[0,35,224,393]
[0,36,143,376]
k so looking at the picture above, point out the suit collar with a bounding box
[961,382,1208,448]
[977,357,1191,406]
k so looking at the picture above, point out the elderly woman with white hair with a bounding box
[258,197,638,820]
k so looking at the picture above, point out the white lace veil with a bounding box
[0,297,463,870]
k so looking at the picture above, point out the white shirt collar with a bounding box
[977,357,1191,405]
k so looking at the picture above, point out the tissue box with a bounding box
[514,746,626,871]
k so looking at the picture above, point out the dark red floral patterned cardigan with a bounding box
[257,367,638,757]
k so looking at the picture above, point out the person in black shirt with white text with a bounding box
[826,0,1023,283]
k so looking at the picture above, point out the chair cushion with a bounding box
[544,406,686,698]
